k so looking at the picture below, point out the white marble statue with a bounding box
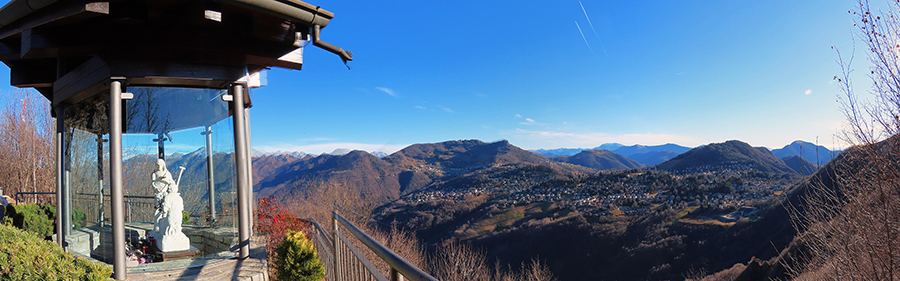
[150,159,190,252]
[150,159,174,238]
[159,182,190,252]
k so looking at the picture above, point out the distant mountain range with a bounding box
[656,140,795,174]
[250,148,310,158]
[770,140,839,166]
[253,140,585,208]
[532,143,692,166]
[250,139,833,208]
[552,149,643,170]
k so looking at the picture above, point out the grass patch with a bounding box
[673,206,700,219]
[610,207,625,217]
[677,218,735,226]
[495,208,525,230]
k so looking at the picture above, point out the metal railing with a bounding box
[304,212,438,281]
[14,191,56,205]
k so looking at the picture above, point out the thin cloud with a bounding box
[376,87,400,97]
[438,106,454,113]
[805,89,812,95]
[414,105,427,110]
[517,115,538,125]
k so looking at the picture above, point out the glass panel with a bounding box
[65,94,112,262]
[64,86,238,268]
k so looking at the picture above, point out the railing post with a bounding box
[333,212,342,281]
[390,268,404,281]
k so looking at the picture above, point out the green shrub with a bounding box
[73,208,85,229]
[0,223,111,280]
[5,203,55,239]
[274,230,325,281]
[182,210,190,225]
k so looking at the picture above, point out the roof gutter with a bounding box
[219,0,352,63]
[0,0,59,28]
[311,24,352,63]
[0,0,352,63]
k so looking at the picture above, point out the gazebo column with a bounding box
[97,135,106,227]
[109,79,127,280]
[243,106,253,232]
[54,106,66,249]
[202,126,217,226]
[231,83,251,259]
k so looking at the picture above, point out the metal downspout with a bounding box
[312,24,353,63]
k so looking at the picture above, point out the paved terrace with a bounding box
[126,235,268,281]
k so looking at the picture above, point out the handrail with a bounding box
[302,218,333,247]
[332,211,438,281]
[74,192,154,199]
[335,230,389,281]
[14,191,55,204]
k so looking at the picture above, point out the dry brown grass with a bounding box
[786,1,900,279]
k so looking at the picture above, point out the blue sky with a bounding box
[0,0,873,154]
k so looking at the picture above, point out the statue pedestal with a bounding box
[158,231,191,252]
[156,245,200,261]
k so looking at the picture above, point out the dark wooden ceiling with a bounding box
[0,0,325,102]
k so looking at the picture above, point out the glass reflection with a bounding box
[64,86,238,267]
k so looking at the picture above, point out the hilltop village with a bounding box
[391,164,798,223]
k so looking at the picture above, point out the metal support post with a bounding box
[242,107,253,232]
[332,214,342,281]
[64,166,71,236]
[97,135,106,227]
[391,268,404,281]
[54,106,65,249]
[231,83,251,259]
[110,80,126,280]
[202,126,217,226]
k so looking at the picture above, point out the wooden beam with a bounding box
[10,58,56,88]
[0,2,108,40]
[0,41,18,60]
[52,56,110,107]
[245,49,303,71]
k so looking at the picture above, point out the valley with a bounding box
[250,138,825,280]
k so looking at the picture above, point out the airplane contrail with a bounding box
[578,1,607,56]
[575,21,592,50]
[575,21,601,59]
[579,1,598,37]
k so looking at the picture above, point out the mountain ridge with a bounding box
[657,140,796,174]
[551,149,643,170]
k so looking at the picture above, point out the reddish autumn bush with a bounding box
[255,198,312,264]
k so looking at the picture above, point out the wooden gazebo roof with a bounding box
[0,0,352,106]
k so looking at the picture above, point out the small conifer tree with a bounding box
[274,230,325,281]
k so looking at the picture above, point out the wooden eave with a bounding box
[0,0,333,103]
